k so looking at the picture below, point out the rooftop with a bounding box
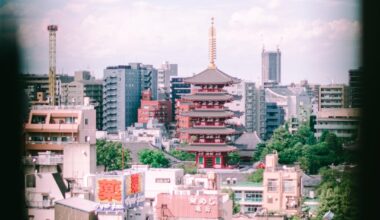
[184,67,240,85]
[182,94,233,101]
[180,110,234,118]
[234,132,262,150]
[180,127,236,135]
[266,87,296,97]
[55,197,98,213]
[177,145,236,152]
[222,181,263,187]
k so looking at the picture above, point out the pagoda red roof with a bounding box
[180,110,234,118]
[182,93,234,101]
[179,127,236,135]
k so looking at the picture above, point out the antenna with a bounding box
[47,25,58,105]
[208,17,217,69]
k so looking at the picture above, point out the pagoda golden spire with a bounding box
[208,17,216,69]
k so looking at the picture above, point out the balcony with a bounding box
[25,123,79,133]
[195,105,225,110]
[193,122,225,127]
[26,200,54,209]
[23,154,63,165]
[193,139,226,144]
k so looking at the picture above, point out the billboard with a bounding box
[95,172,145,213]
[124,173,145,209]
[95,175,124,213]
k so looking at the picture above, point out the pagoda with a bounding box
[177,18,240,169]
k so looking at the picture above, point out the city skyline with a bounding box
[4,0,360,84]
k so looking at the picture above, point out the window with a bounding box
[85,118,88,125]
[215,157,221,164]
[283,180,295,193]
[267,179,278,192]
[244,205,260,213]
[245,191,262,202]
[235,191,242,201]
[26,174,36,188]
[198,157,203,164]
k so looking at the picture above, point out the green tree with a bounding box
[252,143,266,162]
[247,168,264,183]
[279,142,304,164]
[138,149,170,168]
[96,139,131,171]
[316,168,359,220]
[169,149,195,161]
[227,152,240,165]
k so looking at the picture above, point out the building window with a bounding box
[283,179,295,193]
[215,157,221,164]
[267,179,278,192]
[198,157,203,164]
[235,191,242,201]
[244,205,260,213]
[26,174,36,188]
[85,118,88,125]
[245,191,263,202]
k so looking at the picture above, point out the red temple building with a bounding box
[138,89,172,124]
[177,18,240,169]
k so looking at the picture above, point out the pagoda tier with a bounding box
[177,67,241,169]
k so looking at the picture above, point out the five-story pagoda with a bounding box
[177,18,240,169]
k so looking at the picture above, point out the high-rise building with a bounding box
[266,102,285,139]
[61,71,103,130]
[244,83,266,139]
[318,84,349,111]
[103,64,157,134]
[349,67,362,108]
[158,61,178,100]
[170,76,191,121]
[177,18,240,169]
[262,47,281,85]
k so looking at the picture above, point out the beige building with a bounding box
[262,153,302,216]
[314,108,360,139]
[318,84,349,110]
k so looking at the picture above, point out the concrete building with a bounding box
[225,82,245,126]
[157,61,178,100]
[103,63,158,134]
[20,73,75,107]
[123,119,167,148]
[262,48,281,85]
[155,186,232,219]
[137,89,172,124]
[170,76,191,121]
[318,84,349,111]
[349,67,362,108]
[222,181,264,214]
[61,70,103,130]
[55,197,98,220]
[245,84,266,139]
[262,153,302,216]
[266,102,285,139]
[314,108,360,139]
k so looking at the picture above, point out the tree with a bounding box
[96,139,131,171]
[316,168,359,220]
[227,152,240,165]
[247,168,264,183]
[169,149,195,161]
[252,143,266,162]
[138,149,170,168]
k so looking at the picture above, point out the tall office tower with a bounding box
[177,18,240,169]
[170,76,191,121]
[244,83,266,139]
[158,61,178,100]
[349,67,362,108]
[318,84,349,111]
[103,63,157,134]
[262,47,281,85]
[61,71,103,130]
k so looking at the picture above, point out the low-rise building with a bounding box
[138,89,172,124]
[55,197,98,220]
[263,153,302,216]
[123,119,167,148]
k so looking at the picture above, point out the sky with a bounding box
[1,0,361,84]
